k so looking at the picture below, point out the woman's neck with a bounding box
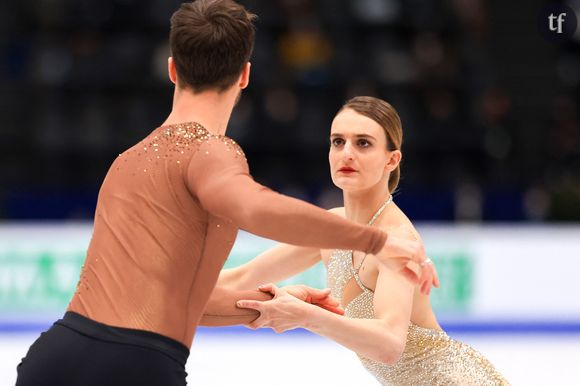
[343,187,392,224]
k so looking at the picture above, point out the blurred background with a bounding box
[1,0,580,220]
[1,0,579,385]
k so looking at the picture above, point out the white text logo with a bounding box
[548,12,567,34]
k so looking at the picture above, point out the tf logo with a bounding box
[538,4,578,42]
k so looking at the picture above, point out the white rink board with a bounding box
[418,225,580,322]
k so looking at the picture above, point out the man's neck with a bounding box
[162,86,238,136]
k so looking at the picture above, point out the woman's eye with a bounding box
[331,138,344,146]
[358,139,371,147]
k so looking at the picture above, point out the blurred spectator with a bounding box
[0,0,578,221]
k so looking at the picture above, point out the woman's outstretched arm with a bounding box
[237,262,415,364]
[201,242,324,326]
[219,242,321,290]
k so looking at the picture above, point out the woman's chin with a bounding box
[334,179,382,195]
[334,180,363,192]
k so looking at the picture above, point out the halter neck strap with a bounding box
[367,194,393,225]
[353,194,394,274]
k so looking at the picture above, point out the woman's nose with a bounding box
[343,142,355,160]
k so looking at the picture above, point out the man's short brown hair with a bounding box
[170,0,257,93]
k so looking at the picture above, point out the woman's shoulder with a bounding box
[378,204,421,240]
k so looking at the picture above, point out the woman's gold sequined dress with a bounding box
[327,249,510,386]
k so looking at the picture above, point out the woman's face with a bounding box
[329,109,397,193]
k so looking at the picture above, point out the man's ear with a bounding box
[168,57,177,85]
[239,62,251,89]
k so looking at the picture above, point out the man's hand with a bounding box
[418,257,439,295]
[375,227,440,295]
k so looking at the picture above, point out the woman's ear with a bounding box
[385,150,402,172]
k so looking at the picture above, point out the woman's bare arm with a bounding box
[219,242,322,290]
[201,243,322,326]
[237,264,414,364]
[236,222,421,363]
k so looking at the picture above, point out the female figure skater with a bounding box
[231,96,510,385]
[15,2,436,385]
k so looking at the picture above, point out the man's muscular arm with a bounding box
[200,286,273,326]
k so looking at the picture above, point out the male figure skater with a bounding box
[16,1,436,385]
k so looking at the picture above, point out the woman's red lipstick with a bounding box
[338,166,356,173]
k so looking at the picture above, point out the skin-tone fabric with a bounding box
[67,122,387,348]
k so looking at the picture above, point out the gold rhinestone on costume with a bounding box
[120,122,246,177]
[327,249,510,386]
[150,122,245,159]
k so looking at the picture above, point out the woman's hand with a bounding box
[236,284,315,332]
[263,284,344,315]
[236,284,344,332]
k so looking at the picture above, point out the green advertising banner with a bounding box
[0,227,473,318]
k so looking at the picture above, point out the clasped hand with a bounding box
[236,284,343,333]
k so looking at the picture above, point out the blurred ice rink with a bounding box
[3,328,579,385]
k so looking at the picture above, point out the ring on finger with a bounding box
[420,257,432,267]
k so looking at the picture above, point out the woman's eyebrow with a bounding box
[355,134,376,140]
[330,133,376,139]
